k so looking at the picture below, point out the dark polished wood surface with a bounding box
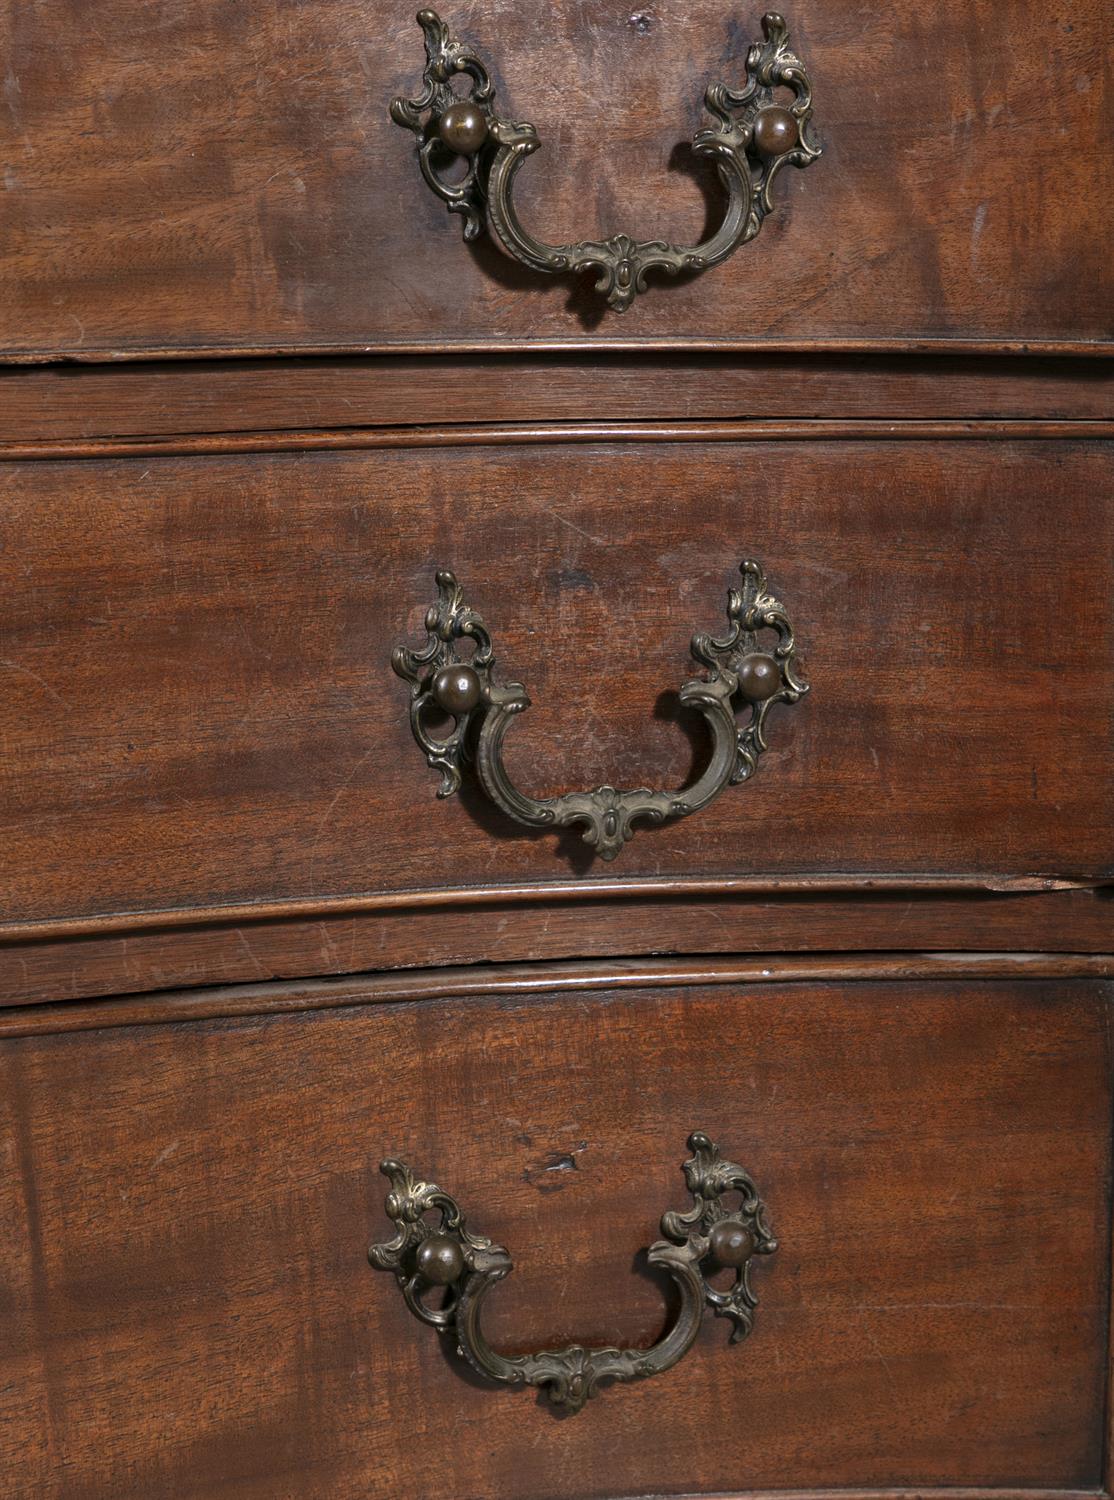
[3,951,1113,1037]
[1,0,1110,358]
[1,885,1110,1010]
[0,356,1110,442]
[0,437,1109,936]
[3,416,1113,462]
[2,973,1109,1497]
[1,0,1111,1491]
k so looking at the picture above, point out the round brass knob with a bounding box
[416,1232,466,1285]
[439,102,489,156]
[708,1219,755,1268]
[736,653,782,702]
[432,663,482,715]
[752,105,799,156]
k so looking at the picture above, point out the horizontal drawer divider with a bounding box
[2,950,1111,1039]
[0,874,1102,947]
[5,337,1113,365]
[3,354,1110,442]
[2,418,1113,462]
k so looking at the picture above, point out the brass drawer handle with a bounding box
[390,10,821,311]
[369,1132,776,1414]
[393,561,808,861]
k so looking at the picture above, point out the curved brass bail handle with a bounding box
[389,10,821,311]
[392,560,808,862]
[369,1133,777,1414]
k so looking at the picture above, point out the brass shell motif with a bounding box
[368,1133,777,1413]
[390,9,821,311]
[392,560,809,861]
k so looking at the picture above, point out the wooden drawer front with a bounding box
[0,0,1109,358]
[0,438,1111,935]
[1,972,1109,1498]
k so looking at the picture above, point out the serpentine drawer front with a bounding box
[1,0,1109,355]
[1,967,1110,1497]
[1,0,1111,1495]
[0,438,1110,957]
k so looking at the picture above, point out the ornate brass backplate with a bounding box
[393,560,809,861]
[369,1132,776,1413]
[390,9,821,310]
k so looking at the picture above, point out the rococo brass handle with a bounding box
[393,560,808,861]
[369,1133,776,1414]
[390,10,821,311]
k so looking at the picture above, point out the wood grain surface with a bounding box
[0,438,1110,935]
[2,884,1111,1010]
[1,974,1109,1497]
[3,950,1114,1037]
[4,417,1113,463]
[1,0,1110,358]
[1,356,1110,441]
[2,6,1111,1499]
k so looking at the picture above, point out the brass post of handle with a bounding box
[389,10,821,311]
[368,1132,777,1414]
[392,560,809,861]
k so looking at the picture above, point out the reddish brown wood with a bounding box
[1,356,1110,441]
[7,339,1113,364]
[0,0,1110,358]
[0,873,1093,945]
[562,1494,1102,1500]
[2,418,1113,462]
[1109,1103,1114,1500]
[572,1494,1104,1500]
[2,952,1113,1038]
[0,438,1109,937]
[1,885,1111,1010]
[0,975,1108,1496]
[2,0,1111,1491]
[636,1493,1105,1500]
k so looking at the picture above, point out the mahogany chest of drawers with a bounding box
[0,1,1111,1496]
